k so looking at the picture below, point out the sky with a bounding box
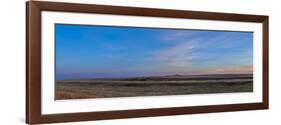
[55,24,253,80]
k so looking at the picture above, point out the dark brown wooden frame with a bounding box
[26,1,269,124]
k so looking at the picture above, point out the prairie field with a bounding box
[55,74,253,100]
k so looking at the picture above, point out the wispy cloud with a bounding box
[151,31,253,75]
[153,39,200,69]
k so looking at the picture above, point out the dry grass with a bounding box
[55,74,253,100]
[55,90,96,100]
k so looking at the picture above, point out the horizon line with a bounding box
[56,72,253,81]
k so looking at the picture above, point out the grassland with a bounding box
[55,74,253,100]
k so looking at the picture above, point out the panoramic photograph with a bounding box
[55,24,253,100]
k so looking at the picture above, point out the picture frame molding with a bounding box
[26,1,269,124]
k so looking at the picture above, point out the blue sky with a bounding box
[56,24,253,80]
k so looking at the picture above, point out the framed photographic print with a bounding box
[26,1,269,124]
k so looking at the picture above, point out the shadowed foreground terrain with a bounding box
[55,74,253,100]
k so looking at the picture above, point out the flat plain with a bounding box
[55,74,253,100]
